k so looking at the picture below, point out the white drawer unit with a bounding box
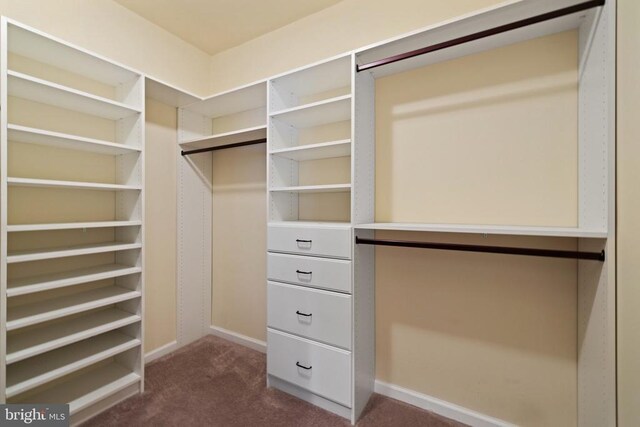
[267,223,352,259]
[267,329,352,407]
[268,281,352,349]
[267,253,352,293]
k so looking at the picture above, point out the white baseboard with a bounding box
[144,340,179,364]
[374,380,516,427]
[209,325,267,353]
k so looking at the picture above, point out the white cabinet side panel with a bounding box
[1,17,9,404]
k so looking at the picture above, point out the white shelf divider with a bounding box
[7,70,141,120]
[7,220,141,233]
[6,309,141,365]
[7,242,142,264]
[8,124,141,155]
[7,264,142,297]
[270,95,351,128]
[7,177,141,191]
[269,184,352,194]
[354,222,608,238]
[270,139,351,161]
[10,362,141,415]
[179,125,266,150]
[6,331,140,398]
[6,286,141,331]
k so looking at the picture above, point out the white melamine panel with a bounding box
[7,264,141,297]
[6,309,140,364]
[179,125,266,150]
[268,281,352,349]
[6,287,141,330]
[7,71,141,120]
[8,124,141,155]
[270,139,351,161]
[6,331,140,398]
[267,329,352,407]
[7,221,141,232]
[7,242,142,264]
[270,95,351,128]
[145,77,199,108]
[268,223,352,259]
[10,362,140,414]
[182,81,266,118]
[267,253,351,293]
[269,184,351,194]
[7,177,141,191]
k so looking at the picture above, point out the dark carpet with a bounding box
[84,335,467,426]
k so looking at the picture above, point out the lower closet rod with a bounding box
[181,138,267,156]
[355,237,605,261]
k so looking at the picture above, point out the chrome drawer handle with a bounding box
[296,362,312,370]
[296,270,312,275]
[296,310,312,317]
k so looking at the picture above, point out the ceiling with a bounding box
[114,0,344,55]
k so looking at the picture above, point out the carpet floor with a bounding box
[84,335,467,426]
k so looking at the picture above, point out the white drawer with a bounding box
[268,253,352,293]
[268,223,351,259]
[267,329,351,407]
[268,281,352,349]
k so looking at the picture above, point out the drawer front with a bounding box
[268,281,352,349]
[268,253,352,293]
[268,225,351,259]
[267,329,351,407]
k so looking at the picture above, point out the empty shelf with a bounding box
[354,223,608,238]
[6,286,141,331]
[180,125,267,150]
[270,95,351,128]
[7,264,142,297]
[7,242,142,264]
[270,139,351,161]
[8,177,141,191]
[10,362,140,415]
[269,184,352,193]
[6,331,140,398]
[8,220,141,232]
[6,308,141,364]
[8,124,141,155]
[8,70,141,120]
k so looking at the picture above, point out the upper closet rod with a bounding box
[355,237,605,261]
[356,0,605,72]
[181,138,267,156]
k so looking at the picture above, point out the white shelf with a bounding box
[6,286,141,331]
[354,222,608,238]
[8,220,141,232]
[7,242,142,264]
[145,77,200,108]
[10,362,141,415]
[268,221,352,230]
[8,177,141,191]
[269,184,352,194]
[7,70,141,120]
[270,95,352,128]
[6,308,140,364]
[179,125,267,150]
[6,331,140,398]
[7,264,142,297]
[182,80,266,118]
[8,124,141,155]
[272,55,352,99]
[270,139,351,161]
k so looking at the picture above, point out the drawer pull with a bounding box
[296,310,312,317]
[296,362,312,370]
[296,239,312,243]
[296,269,312,275]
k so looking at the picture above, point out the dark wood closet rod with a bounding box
[181,138,267,156]
[356,0,605,72]
[355,237,605,261]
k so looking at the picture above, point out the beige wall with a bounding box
[617,0,639,425]
[144,99,178,352]
[0,0,210,94]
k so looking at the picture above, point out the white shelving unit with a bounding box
[0,18,145,422]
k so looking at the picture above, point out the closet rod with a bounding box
[181,138,267,156]
[355,237,605,261]
[356,0,605,72]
